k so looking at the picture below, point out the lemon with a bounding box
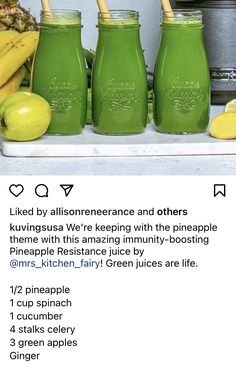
[209,112,236,139]
[225,99,236,113]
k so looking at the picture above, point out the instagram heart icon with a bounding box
[9,184,24,197]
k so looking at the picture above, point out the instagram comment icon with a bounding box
[35,184,49,198]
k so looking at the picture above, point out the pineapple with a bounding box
[0,0,38,32]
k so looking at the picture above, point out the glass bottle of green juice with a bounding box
[92,10,148,135]
[154,10,210,134]
[32,10,87,135]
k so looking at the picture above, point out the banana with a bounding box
[0,31,39,87]
[0,67,25,104]
[0,30,19,52]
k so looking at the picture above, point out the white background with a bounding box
[0,176,235,366]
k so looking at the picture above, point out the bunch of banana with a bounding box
[0,30,39,103]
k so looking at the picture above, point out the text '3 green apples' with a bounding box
[0,91,52,141]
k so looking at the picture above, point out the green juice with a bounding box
[154,11,210,134]
[92,11,148,135]
[32,10,87,135]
